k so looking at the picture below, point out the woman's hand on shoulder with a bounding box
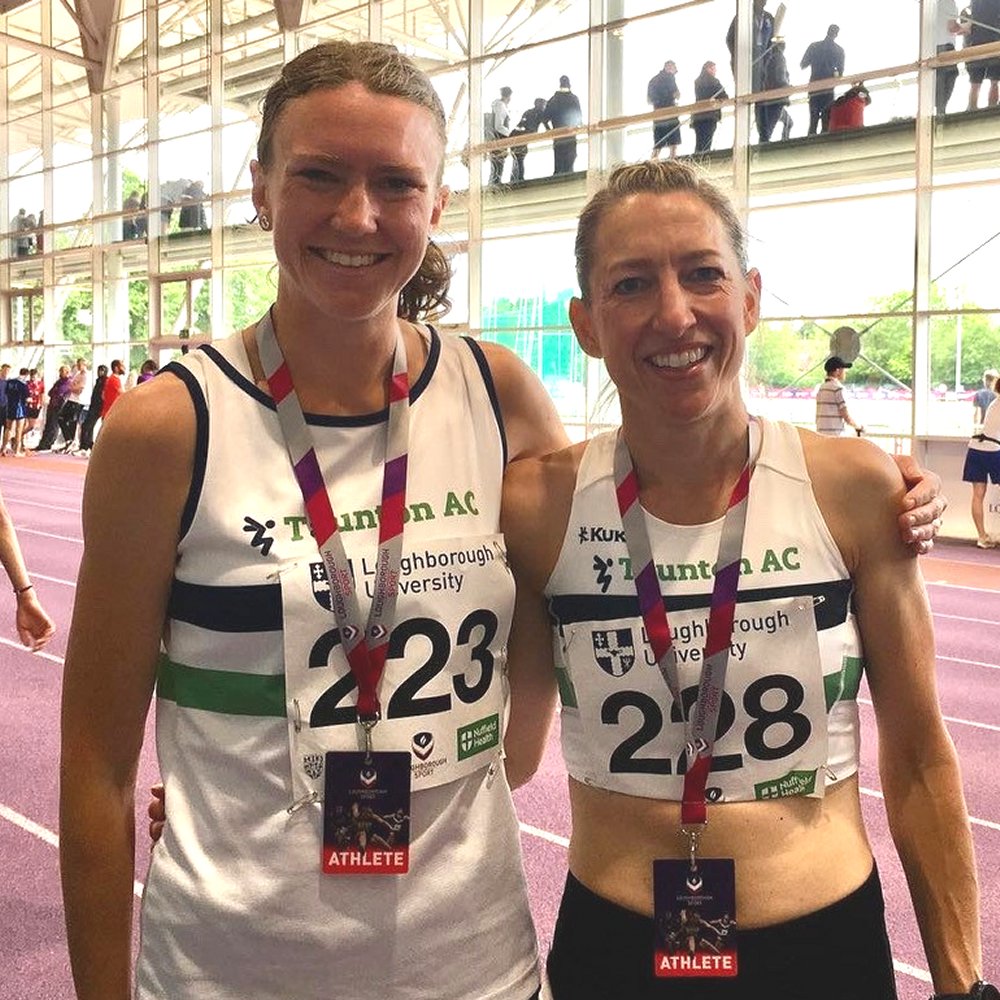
[476,341,569,462]
[890,453,946,555]
[803,432,911,574]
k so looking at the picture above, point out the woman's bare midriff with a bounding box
[567,773,874,928]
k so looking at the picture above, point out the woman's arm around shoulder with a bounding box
[804,431,983,994]
[475,340,570,462]
[60,374,196,1000]
[501,445,582,788]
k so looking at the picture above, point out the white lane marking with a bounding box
[892,960,932,984]
[518,822,570,849]
[933,611,1000,626]
[0,803,145,898]
[859,697,1000,733]
[0,635,65,665]
[23,571,77,587]
[860,787,1000,831]
[15,528,82,543]
[938,655,1000,671]
[4,497,81,514]
[926,580,1000,593]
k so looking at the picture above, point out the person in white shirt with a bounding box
[936,0,969,114]
[489,86,513,185]
[815,356,863,437]
[57,358,91,453]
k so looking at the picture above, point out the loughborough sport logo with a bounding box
[411,732,434,761]
[592,628,635,677]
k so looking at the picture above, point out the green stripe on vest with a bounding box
[157,654,286,717]
[824,654,864,711]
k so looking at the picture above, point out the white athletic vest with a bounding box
[546,419,863,804]
[135,327,539,1000]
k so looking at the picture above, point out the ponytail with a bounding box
[398,238,452,321]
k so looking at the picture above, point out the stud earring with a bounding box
[259,213,272,231]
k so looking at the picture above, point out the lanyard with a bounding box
[613,423,755,829]
[255,311,410,735]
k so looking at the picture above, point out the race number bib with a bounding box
[560,596,830,802]
[283,535,514,803]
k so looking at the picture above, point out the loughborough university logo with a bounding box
[592,628,635,677]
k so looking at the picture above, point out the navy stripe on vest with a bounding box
[548,579,853,633]
[169,579,282,632]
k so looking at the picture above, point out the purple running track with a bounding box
[0,457,996,999]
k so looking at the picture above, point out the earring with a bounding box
[259,213,272,231]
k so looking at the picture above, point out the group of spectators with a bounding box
[646,0,1000,157]
[485,75,583,184]
[0,357,157,458]
[121,181,208,240]
[9,208,43,257]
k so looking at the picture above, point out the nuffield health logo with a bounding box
[457,714,500,761]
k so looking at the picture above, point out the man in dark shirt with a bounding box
[509,98,549,183]
[647,61,681,158]
[726,0,777,142]
[801,24,845,134]
[967,0,1000,109]
[543,76,583,175]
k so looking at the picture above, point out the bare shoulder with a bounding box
[502,442,585,591]
[475,340,569,460]
[797,427,907,568]
[84,372,195,525]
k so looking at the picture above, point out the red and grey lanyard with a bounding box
[613,424,754,837]
[255,311,410,745]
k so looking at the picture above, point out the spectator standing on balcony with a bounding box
[10,208,32,257]
[800,24,845,134]
[647,61,681,158]
[179,181,207,230]
[487,87,513,186]
[123,191,142,241]
[726,0,776,141]
[966,0,1000,108]
[816,356,864,437]
[544,75,583,175]
[758,36,791,142]
[510,98,549,183]
[691,61,729,153]
[936,1,969,114]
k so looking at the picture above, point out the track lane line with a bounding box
[858,696,1000,733]
[860,787,1000,831]
[937,655,1000,671]
[0,803,144,898]
[14,528,82,543]
[932,612,1000,626]
[0,635,65,665]
[3,497,81,514]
